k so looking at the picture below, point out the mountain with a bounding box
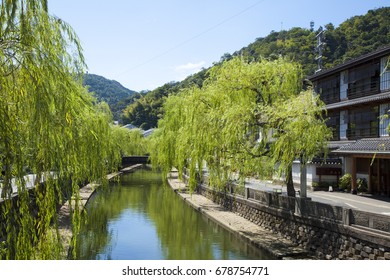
[237,7,390,76]
[121,7,390,129]
[120,71,208,130]
[83,73,140,121]
[83,73,137,105]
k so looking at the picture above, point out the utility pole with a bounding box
[315,26,325,73]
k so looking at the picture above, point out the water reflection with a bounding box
[75,168,273,260]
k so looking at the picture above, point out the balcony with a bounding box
[346,127,379,140]
[347,76,380,99]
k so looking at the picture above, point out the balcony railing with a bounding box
[347,77,380,99]
[346,127,378,140]
[331,130,340,141]
[321,90,340,105]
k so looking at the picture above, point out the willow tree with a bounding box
[260,90,332,196]
[111,126,149,157]
[151,57,331,196]
[0,0,124,259]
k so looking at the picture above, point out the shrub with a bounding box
[357,178,368,193]
[339,173,352,192]
[312,181,332,191]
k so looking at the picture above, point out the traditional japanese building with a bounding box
[306,46,390,196]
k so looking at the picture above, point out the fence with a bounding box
[182,168,390,234]
[201,178,390,235]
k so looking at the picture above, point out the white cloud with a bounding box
[175,61,206,72]
[174,61,206,81]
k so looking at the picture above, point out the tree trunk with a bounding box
[286,165,296,197]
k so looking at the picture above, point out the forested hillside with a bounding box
[83,73,140,120]
[121,7,390,129]
[237,7,390,74]
[120,70,208,129]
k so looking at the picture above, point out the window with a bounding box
[348,106,379,140]
[325,110,340,140]
[315,74,340,104]
[379,103,390,137]
[348,61,380,99]
[380,56,390,91]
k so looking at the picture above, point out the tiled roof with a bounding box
[333,138,390,154]
[143,129,154,137]
[328,140,355,150]
[311,157,342,165]
[122,124,138,130]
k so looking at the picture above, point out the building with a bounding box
[303,46,390,196]
[122,123,138,130]
[122,124,155,137]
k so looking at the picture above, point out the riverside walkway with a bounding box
[168,169,390,260]
[167,170,313,259]
[245,178,390,216]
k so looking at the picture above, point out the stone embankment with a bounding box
[228,196,390,260]
[169,170,390,260]
[167,170,312,259]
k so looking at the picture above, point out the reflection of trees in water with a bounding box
[74,187,116,259]
[147,182,216,259]
[75,169,271,259]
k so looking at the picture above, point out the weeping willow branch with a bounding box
[0,0,137,260]
[150,57,331,195]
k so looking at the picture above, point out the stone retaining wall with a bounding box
[0,164,144,259]
[198,185,390,260]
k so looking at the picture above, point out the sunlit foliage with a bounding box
[0,0,134,259]
[150,57,331,196]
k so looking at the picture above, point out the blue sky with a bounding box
[49,0,389,92]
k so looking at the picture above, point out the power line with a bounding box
[116,0,266,77]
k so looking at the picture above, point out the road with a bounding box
[245,178,390,216]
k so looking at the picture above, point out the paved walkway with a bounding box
[245,178,390,216]
[167,171,313,260]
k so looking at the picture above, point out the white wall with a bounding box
[291,161,341,187]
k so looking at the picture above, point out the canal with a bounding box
[75,168,274,260]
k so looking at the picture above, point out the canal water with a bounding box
[75,168,274,260]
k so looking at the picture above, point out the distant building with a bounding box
[300,46,390,196]
[122,124,138,130]
[122,124,155,137]
[142,128,155,137]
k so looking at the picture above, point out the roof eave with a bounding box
[308,45,390,81]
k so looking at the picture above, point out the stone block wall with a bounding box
[199,185,390,260]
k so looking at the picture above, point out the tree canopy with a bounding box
[0,0,136,259]
[121,7,390,130]
[83,73,139,121]
[150,57,331,195]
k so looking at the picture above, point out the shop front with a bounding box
[333,138,390,197]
